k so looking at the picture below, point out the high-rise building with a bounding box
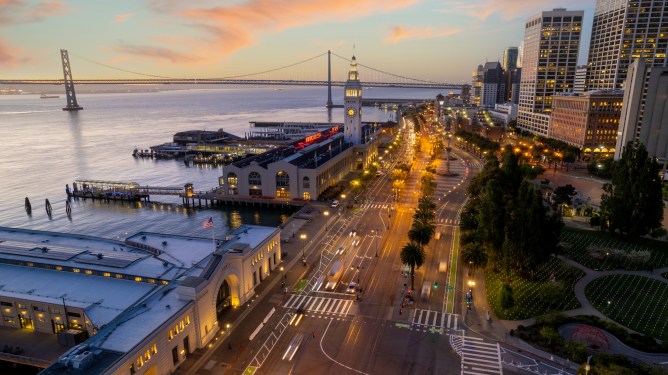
[615,58,668,167]
[510,68,522,104]
[587,0,668,91]
[502,47,519,71]
[480,62,505,107]
[550,91,623,153]
[574,65,587,94]
[517,8,584,136]
[461,84,471,104]
[472,64,484,106]
[517,41,524,68]
[344,55,363,145]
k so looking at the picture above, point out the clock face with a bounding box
[347,108,356,116]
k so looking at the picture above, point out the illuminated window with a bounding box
[56,266,63,271]
[103,272,111,277]
[134,277,143,282]
[151,344,157,355]
[84,270,93,275]
[185,316,191,326]
[72,268,80,273]
[168,330,173,341]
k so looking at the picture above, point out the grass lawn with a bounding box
[485,257,583,320]
[585,275,668,341]
[559,227,668,271]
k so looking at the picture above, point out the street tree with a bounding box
[461,242,488,276]
[601,142,665,240]
[400,242,425,290]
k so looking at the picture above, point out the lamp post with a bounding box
[300,233,307,265]
[226,323,232,350]
[323,210,330,231]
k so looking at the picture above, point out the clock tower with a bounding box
[344,55,363,145]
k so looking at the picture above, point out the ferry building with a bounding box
[0,224,281,374]
[218,55,380,200]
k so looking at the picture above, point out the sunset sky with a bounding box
[1,0,594,82]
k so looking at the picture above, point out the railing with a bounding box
[0,352,53,368]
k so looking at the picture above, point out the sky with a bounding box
[1,0,595,82]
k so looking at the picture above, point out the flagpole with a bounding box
[212,223,216,253]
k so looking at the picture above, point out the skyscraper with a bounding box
[481,62,505,107]
[517,8,584,136]
[587,0,668,91]
[615,58,668,167]
[471,64,484,106]
[502,47,519,71]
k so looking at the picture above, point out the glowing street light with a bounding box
[300,233,307,265]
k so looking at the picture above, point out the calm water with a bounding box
[0,86,445,240]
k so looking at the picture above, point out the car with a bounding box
[349,229,356,237]
[331,200,340,208]
[346,282,357,293]
[352,238,360,246]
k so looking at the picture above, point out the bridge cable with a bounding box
[69,51,328,80]
[330,51,442,85]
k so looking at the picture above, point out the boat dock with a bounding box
[66,180,307,209]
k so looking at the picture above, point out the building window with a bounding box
[227,172,239,195]
[302,176,310,189]
[67,312,81,318]
[172,346,179,365]
[248,171,262,186]
[0,301,12,307]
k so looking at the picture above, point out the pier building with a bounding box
[0,224,281,374]
[217,55,382,201]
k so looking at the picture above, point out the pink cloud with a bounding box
[386,25,462,44]
[0,0,69,25]
[113,44,197,63]
[113,12,135,24]
[0,37,28,68]
[121,0,417,64]
[439,0,583,20]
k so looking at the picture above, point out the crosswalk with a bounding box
[412,309,458,330]
[283,294,353,316]
[461,336,503,375]
[361,203,390,209]
[436,218,460,225]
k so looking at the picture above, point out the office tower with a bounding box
[502,47,519,71]
[574,65,587,94]
[550,91,623,153]
[517,8,584,136]
[472,64,484,106]
[510,68,522,104]
[517,41,524,68]
[615,58,668,167]
[481,62,505,107]
[461,84,471,104]
[587,0,668,91]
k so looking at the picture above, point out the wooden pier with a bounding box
[66,180,308,209]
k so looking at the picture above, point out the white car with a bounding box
[331,200,340,208]
[346,282,357,294]
[352,238,360,247]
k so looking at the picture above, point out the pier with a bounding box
[66,180,307,209]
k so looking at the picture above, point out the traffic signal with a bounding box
[433,281,438,289]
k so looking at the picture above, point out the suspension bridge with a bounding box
[1,50,459,89]
[1,49,460,110]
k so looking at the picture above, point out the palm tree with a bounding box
[400,242,425,290]
[408,220,435,250]
[461,242,488,277]
[417,196,436,212]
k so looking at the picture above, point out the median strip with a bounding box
[446,227,459,313]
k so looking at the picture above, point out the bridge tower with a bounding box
[326,50,333,108]
[60,49,83,111]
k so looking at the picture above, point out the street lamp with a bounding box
[226,323,232,350]
[300,233,307,265]
[323,210,330,231]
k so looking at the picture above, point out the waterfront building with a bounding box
[0,224,281,374]
[517,8,584,136]
[480,62,505,108]
[574,65,587,94]
[461,84,471,104]
[550,91,623,156]
[586,0,668,91]
[502,47,519,71]
[615,58,668,168]
[217,55,381,201]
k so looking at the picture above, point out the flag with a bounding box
[203,217,213,229]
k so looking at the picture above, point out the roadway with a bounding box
[183,120,504,375]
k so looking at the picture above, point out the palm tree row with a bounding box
[400,196,437,290]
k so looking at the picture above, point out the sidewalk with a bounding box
[174,202,335,374]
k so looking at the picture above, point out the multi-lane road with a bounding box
[187,122,522,375]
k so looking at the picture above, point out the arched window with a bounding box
[227,172,238,186]
[276,171,290,199]
[248,172,262,186]
[302,176,310,189]
[226,172,238,195]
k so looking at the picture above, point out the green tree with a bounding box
[461,242,488,276]
[400,242,425,290]
[499,283,514,310]
[408,220,435,250]
[539,326,559,344]
[601,142,665,240]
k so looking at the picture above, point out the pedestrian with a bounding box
[312,331,315,338]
